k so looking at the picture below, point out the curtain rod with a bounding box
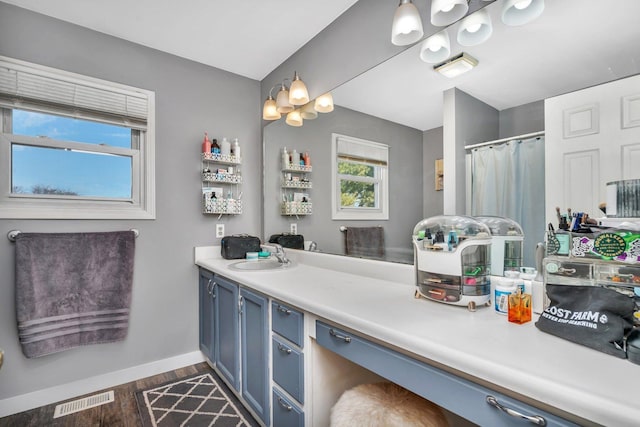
[464,130,545,150]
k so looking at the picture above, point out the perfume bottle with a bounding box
[508,287,532,324]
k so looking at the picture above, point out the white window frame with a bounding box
[331,133,389,220]
[0,56,155,219]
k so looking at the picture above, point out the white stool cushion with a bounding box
[330,382,449,427]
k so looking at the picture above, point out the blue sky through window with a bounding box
[11,110,133,198]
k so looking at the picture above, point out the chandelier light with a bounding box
[286,109,303,127]
[419,30,451,63]
[501,0,545,26]
[314,92,334,113]
[391,0,424,46]
[289,71,310,105]
[431,0,468,27]
[262,86,281,120]
[457,8,493,46]
[301,101,318,120]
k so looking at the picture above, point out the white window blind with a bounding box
[336,135,388,165]
[0,56,149,129]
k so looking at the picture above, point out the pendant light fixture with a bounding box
[391,0,424,46]
[457,8,492,46]
[419,29,451,63]
[502,0,544,26]
[275,80,294,113]
[289,71,310,105]
[301,101,318,120]
[262,86,281,120]
[286,109,303,127]
[431,0,468,27]
[314,92,334,113]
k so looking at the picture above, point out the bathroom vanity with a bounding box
[195,247,639,427]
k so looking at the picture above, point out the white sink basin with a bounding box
[228,259,294,271]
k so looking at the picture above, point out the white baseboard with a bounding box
[0,350,206,418]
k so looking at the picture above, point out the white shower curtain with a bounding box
[470,136,545,267]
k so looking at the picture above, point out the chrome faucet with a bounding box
[262,243,290,265]
[308,241,318,251]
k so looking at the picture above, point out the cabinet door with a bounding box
[198,268,215,363]
[214,275,240,391]
[240,288,270,425]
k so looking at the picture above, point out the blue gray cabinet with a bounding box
[273,388,304,427]
[198,268,215,363]
[316,321,578,427]
[214,275,240,391]
[240,288,270,425]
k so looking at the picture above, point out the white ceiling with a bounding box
[0,0,359,80]
[3,0,640,132]
[333,0,640,131]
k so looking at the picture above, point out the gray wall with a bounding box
[264,106,423,262]
[423,126,444,218]
[443,88,499,214]
[499,100,545,138]
[0,3,261,401]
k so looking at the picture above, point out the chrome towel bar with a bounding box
[7,229,139,242]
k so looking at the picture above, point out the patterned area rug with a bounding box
[135,371,259,427]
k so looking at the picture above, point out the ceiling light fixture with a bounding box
[431,0,468,27]
[419,30,451,63]
[262,86,282,120]
[457,8,492,46]
[286,109,303,127]
[314,92,334,113]
[300,101,318,120]
[391,0,424,46]
[289,71,310,105]
[434,52,478,78]
[502,0,544,26]
[275,80,294,113]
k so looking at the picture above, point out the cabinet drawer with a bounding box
[273,388,304,427]
[316,321,577,427]
[272,301,304,347]
[272,336,304,404]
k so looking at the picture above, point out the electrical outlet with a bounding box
[216,224,225,238]
[290,223,297,234]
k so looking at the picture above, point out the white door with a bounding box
[545,74,640,226]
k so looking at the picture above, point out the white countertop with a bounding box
[195,247,639,426]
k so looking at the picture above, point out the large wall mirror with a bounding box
[263,0,640,265]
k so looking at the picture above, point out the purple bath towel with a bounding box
[14,231,136,358]
[344,226,385,258]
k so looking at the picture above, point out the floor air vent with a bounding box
[53,390,114,418]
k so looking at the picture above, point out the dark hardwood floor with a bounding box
[0,362,212,427]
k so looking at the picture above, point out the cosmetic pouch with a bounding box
[268,233,304,250]
[221,235,261,259]
[535,284,635,358]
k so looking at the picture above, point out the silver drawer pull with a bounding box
[278,396,293,411]
[277,305,292,315]
[277,343,292,354]
[486,396,546,426]
[329,328,352,343]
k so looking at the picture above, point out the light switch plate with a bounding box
[290,223,297,234]
[216,224,225,238]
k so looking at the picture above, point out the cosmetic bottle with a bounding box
[220,137,231,156]
[304,152,311,166]
[299,153,305,166]
[508,286,532,324]
[211,138,220,154]
[202,132,211,153]
[282,147,289,168]
[291,149,298,166]
[232,138,241,162]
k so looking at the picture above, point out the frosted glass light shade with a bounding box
[502,0,544,26]
[419,30,451,63]
[301,101,318,120]
[262,97,281,120]
[286,109,303,127]
[276,85,294,113]
[391,0,424,46]
[314,92,334,113]
[289,72,310,105]
[431,0,468,27]
[457,9,492,46]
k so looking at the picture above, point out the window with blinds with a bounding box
[331,133,389,220]
[0,55,155,219]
